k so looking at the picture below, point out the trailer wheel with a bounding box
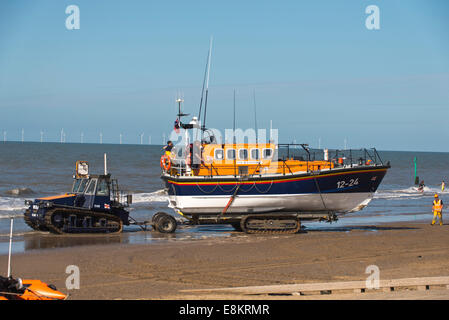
[152,212,166,223]
[155,214,177,233]
[151,212,167,230]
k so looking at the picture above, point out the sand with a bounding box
[1,222,449,300]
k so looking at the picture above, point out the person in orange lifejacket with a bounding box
[431,193,443,226]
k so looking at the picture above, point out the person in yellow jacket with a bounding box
[163,140,174,156]
[431,193,443,226]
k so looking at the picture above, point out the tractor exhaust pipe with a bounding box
[104,153,108,175]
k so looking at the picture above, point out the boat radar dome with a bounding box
[189,117,200,128]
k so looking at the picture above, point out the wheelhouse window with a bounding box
[71,179,82,193]
[238,149,248,160]
[250,149,260,160]
[226,149,236,160]
[263,148,273,159]
[176,146,184,158]
[214,148,224,160]
[72,178,89,193]
[96,179,109,196]
[78,179,89,193]
[85,179,97,195]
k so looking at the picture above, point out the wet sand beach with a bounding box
[1,221,448,300]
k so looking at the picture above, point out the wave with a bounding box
[374,186,448,200]
[0,189,168,217]
[132,189,168,204]
[0,213,25,219]
[0,197,27,212]
[5,187,35,196]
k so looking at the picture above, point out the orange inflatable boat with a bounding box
[0,276,67,300]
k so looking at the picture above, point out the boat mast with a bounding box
[233,89,237,176]
[197,56,208,123]
[201,36,213,141]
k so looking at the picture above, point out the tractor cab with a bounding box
[24,159,133,234]
[72,161,128,211]
[72,174,113,210]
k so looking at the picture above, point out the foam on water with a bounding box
[4,187,35,196]
[374,185,448,200]
[132,189,168,204]
[0,197,28,215]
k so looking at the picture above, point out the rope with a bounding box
[237,181,255,193]
[313,176,328,211]
[254,180,274,194]
[196,181,219,194]
[221,183,242,215]
[217,182,238,193]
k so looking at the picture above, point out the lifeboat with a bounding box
[160,105,390,234]
[159,42,389,233]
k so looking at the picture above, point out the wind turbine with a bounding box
[140,132,144,145]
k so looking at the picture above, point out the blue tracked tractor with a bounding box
[23,160,176,234]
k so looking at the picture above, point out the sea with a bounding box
[0,142,447,253]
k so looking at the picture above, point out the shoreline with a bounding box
[0,213,432,255]
[1,220,448,299]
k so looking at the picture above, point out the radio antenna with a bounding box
[201,36,213,136]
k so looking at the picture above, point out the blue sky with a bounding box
[0,0,448,151]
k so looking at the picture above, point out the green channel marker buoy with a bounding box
[414,157,419,185]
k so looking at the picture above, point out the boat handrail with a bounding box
[164,146,385,178]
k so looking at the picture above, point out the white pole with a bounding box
[104,153,108,175]
[7,217,13,277]
[270,120,273,143]
[206,36,213,90]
